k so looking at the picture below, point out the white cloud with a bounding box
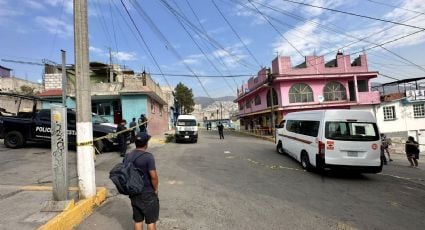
[89,46,104,54]
[112,51,138,61]
[43,0,73,14]
[27,0,45,10]
[271,0,425,64]
[35,16,73,37]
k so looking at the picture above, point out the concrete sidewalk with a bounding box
[0,130,170,230]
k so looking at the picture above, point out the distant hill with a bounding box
[194,96,236,107]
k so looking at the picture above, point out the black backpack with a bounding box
[109,152,144,196]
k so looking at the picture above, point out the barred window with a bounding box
[254,95,261,105]
[323,81,347,101]
[246,100,251,109]
[289,83,314,103]
[383,106,396,120]
[413,104,425,118]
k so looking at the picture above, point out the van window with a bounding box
[177,119,196,126]
[325,122,379,141]
[286,120,320,137]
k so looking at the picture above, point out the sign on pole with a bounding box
[51,105,68,201]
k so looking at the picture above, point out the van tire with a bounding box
[301,152,313,171]
[4,131,25,148]
[276,141,285,155]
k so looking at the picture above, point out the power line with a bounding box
[365,0,425,15]
[246,0,425,73]
[119,0,172,89]
[181,0,241,89]
[281,0,425,30]
[150,73,253,78]
[212,0,262,68]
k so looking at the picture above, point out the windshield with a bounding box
[92,114,110,124]
[325,121,379,141]
[177,119,196,126]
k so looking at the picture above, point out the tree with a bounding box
[20,85,35,96]
[174,82,195,114]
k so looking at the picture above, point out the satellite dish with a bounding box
[318,95,324,103]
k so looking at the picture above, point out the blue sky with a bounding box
[1,0,425,97]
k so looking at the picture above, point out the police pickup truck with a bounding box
[0,109,118,153]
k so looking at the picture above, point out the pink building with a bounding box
[235,52,380,131]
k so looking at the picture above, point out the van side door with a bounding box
[33,110,51,141]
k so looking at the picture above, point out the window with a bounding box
[413,104,425,118]
[323,81,347,101]
[266,88,278,107]
[289,83,314,103]
[177,119,196,126]
[325,122,379,141]
[38,110,51,121]
[239,103,244,110]
[357,80,368,92]
[254,95,261,105]
[383,106,396,120]
[245,100,251,109]
[151,101,156,113]
[285,120,320,137]
[97,103,112,116]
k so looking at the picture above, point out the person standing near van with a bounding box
[129,132,159,230]
[381,134,393,162]
[405,136,420,168]
[139,114,148,133]
[217,122,224,139]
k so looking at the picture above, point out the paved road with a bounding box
[75,131,425,230]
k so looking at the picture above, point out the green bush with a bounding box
[165,134,175,143]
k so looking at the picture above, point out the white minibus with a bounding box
[175,115,198,143]
[275,110,382,173]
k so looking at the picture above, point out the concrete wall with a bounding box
[121,94,147,127]
[146,96,168,136]
[0,77,42,93]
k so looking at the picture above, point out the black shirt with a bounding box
[130,150,156,193]
[405,140,419,154]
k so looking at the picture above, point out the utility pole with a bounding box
[220,102,223,122]
[74,0,96,198]
[61,50,67,106]
[108,47,113,83]
[266,68,276,140]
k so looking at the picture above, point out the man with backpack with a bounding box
[109,131,159,229]
[127,132,159,230]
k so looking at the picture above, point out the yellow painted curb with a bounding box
[18,186,79,192]
[37,187,108,230]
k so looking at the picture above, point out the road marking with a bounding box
[337,222,357,230]
[224,155,304,172]
[224,151,231,154]
[377,173,425,184]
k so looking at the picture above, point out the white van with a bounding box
[175,115,198,143]
[275,110,382,173]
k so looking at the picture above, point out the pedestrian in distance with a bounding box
[129,117,137,143]
[405,136,420,168]
[117,119,128,157]
[381,134,393,162]
[128,132,160,230]
[217,122,224,139]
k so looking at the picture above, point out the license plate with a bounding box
[347,151,358,157]
[184,136,189,139]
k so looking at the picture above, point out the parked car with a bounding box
[0,109,119,153]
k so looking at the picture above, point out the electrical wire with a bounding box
[281,0,425,30]
[365,0,425,16]
[119,0,173,89]
[212,0,262,68]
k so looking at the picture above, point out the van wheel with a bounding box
[301,152,313,171]
[276,141,285,154]
[4,131,25,148]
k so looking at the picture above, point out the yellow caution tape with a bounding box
[76,120,149,147]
